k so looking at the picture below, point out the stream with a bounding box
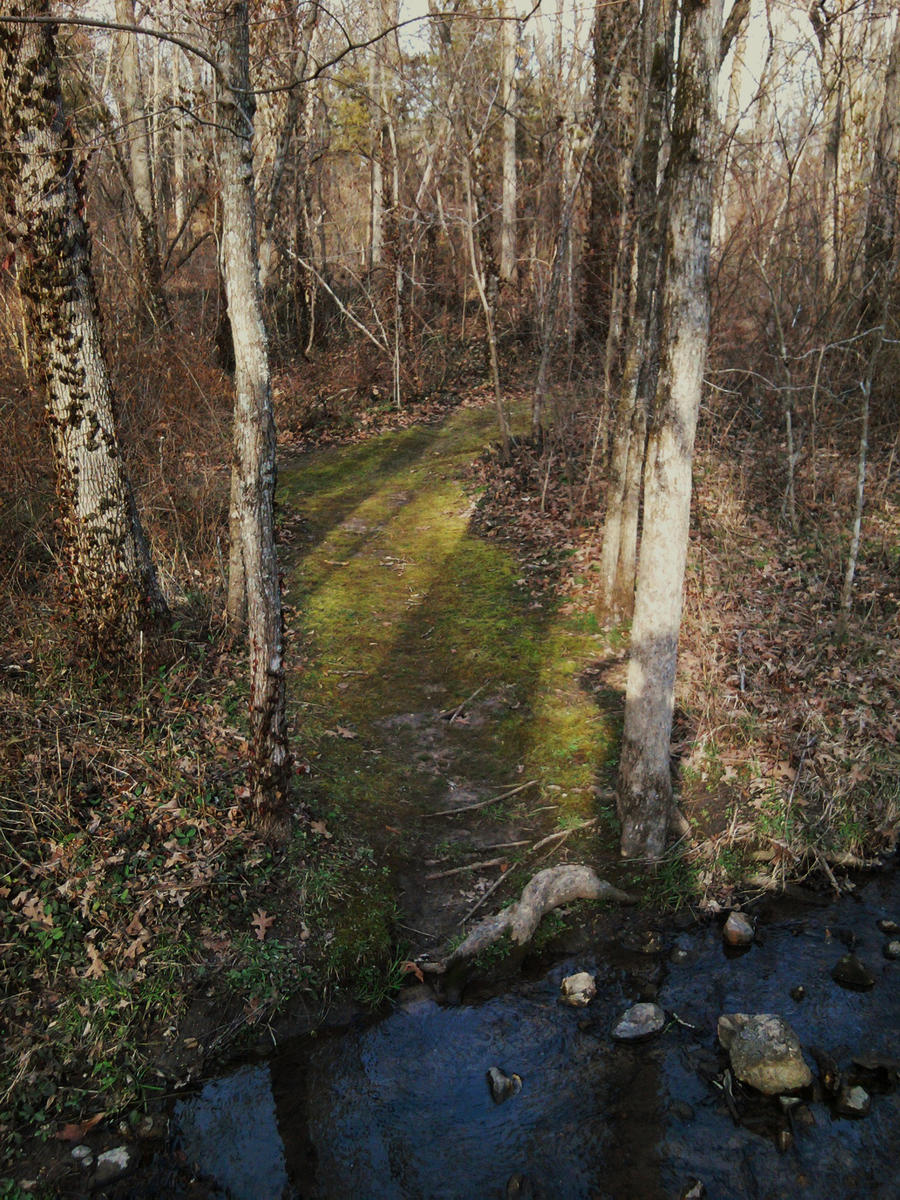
[158,865,899,1200]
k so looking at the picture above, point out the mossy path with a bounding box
[279,402,626,967]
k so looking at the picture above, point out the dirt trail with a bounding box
[278,401,628,960]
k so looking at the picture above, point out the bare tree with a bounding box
[114,0,169,322]
[616,0,724,860]
[499,0,518,284]
[0,0,166,651]
[217,1,291,838]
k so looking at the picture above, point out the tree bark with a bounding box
[114,0,168,323]
[368,5,386,272]
[257,0,320,293]
[0,0,166,650]
[862,9,900,321]
[616,0,723,860]
[499,0,518,284]
[809,0,848,294]
[595,0,670,618]
[217,2,291,839]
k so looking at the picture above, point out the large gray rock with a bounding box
[717,1013,812,1095]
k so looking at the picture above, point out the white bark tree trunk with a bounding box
[616,0,724,860]
[257,1,320,293]
[0,0,165,650]
[114,0,168,322]
[217,2,291,838]
[499,0,518,283]
[368,6,385,271]
[596,0,669,619]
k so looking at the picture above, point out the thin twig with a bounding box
[427,779,538,817]
[531,818,598,852]
[439,684,486,723]
[426,857,507,881]
[813,847,843,895]
[477,839,531,851]
[458,864,517,927]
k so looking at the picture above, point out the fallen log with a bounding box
[419,863,637,974]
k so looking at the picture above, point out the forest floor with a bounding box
[1,378,898,1196]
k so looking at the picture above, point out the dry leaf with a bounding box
[55,1111,105,1142]
[310,819,332,839]
[400,961,425,983]
[252,908,275,941]
[84,944,106,979]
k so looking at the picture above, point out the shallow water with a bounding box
[171,868,900,1200]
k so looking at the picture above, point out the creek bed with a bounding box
[165,866,899,1200]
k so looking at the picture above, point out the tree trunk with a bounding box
[257,0,320,293]
[0,0,166,651]
[809,0,847,294]
[217,2,291,839]
[499,0,518,284]
[114,0,168,323]
[616,0,723,861]
[462,153,510,459]
[595,0,670,618]
[368,6,385,272]
[862,9,900,321]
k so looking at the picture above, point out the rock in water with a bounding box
[612,1002,666,1041]
[836,1084,871,1118]
[810,1046,841,1096]
[723,912,754,947]
[717,1014,812,1095]
[560,971,597,1007]
[487,1067,522,1104]
[883,940,900,960]
[93,1146,138,1187]
[831,953,876,991]
[680,1180,705,1199]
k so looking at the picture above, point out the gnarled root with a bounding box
[421,864,637,974]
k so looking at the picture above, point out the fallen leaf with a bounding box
[310,819,332,839]
[84,944,106,979]
[252,908,275,941]
[55,1111,105,1142]
[400,961,425,983]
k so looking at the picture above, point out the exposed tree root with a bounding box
[420,864,637,974]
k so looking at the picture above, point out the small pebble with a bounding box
[876,919,899,935]
[723,912,754,947]
[680,1180,705,1199]
[836,1084,871,1118]
[71,1145,93,1165]
[789,985,806,1001]
[883,940,900,960]
[560,972,596,1007]
[487,1066,522,1104]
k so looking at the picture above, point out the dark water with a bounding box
[171,869,900,1200]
